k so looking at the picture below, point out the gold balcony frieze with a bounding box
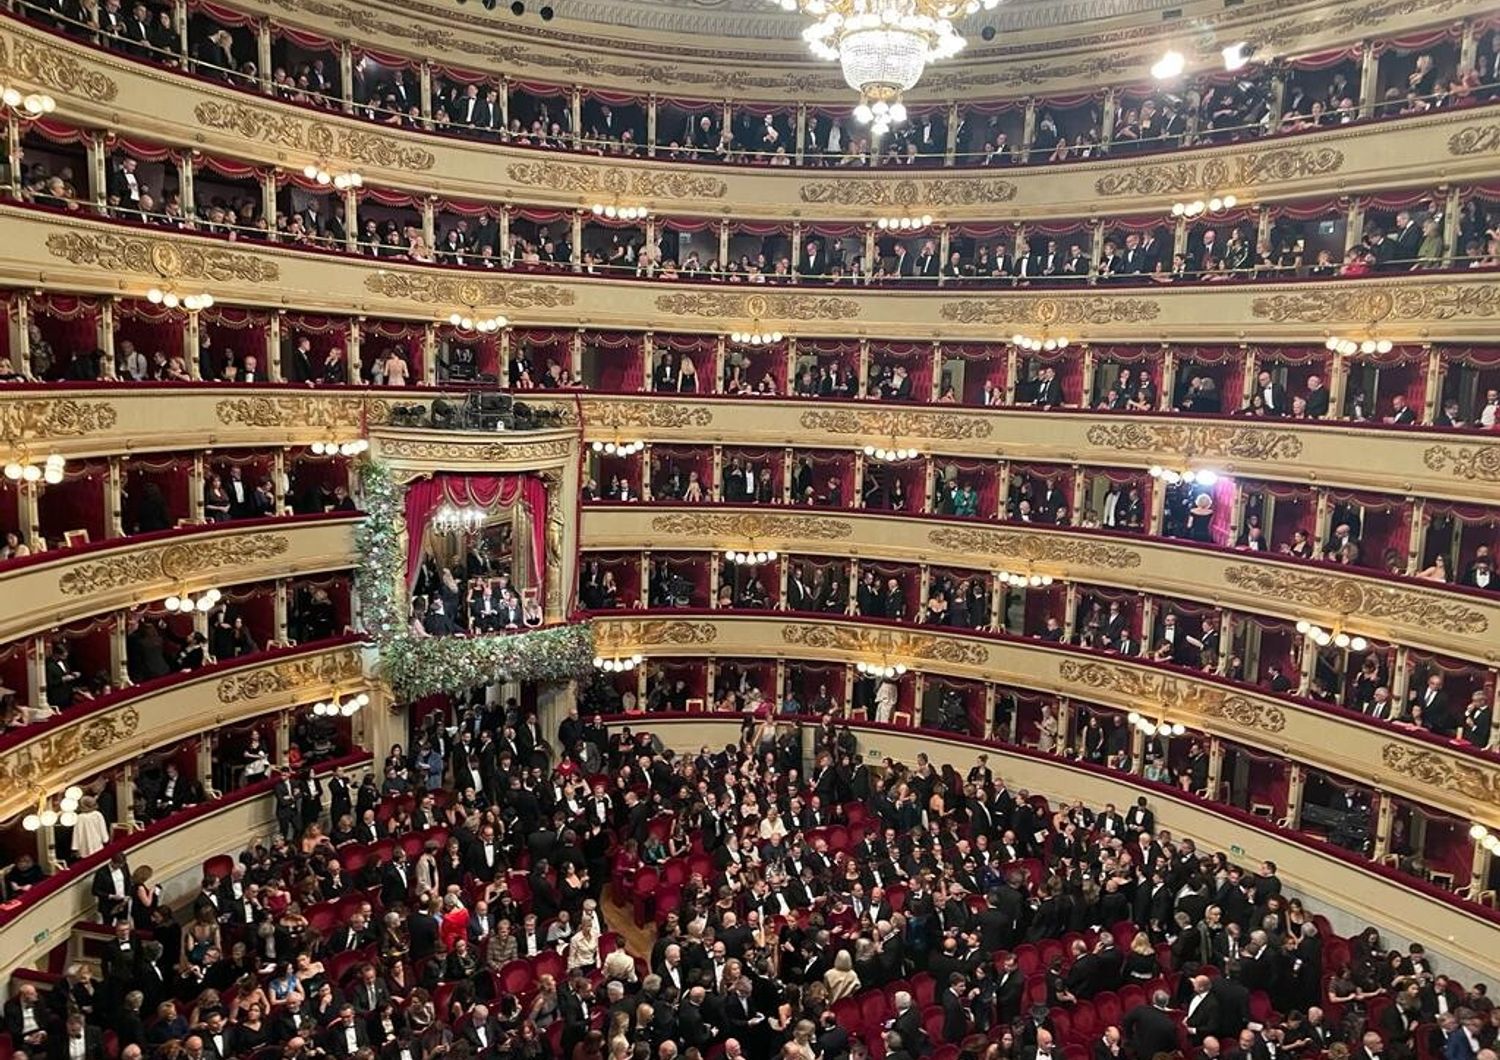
[580,506,1500,665]
[589,612,1500,827]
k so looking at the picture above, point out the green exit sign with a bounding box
[1230,845,1245,856]
[33,927,49,944]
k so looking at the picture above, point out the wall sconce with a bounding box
[856,660,908,679]
[165,587,221,613]
[22,785,83,831]
[590,441,645,456]
[594,654,643,672]
[4,450,64,484]
[312,690,370,717]
[1296,619,1368,652]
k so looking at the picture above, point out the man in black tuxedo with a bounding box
[322,1005,371,1058]
[456,84,492,128]
[379,848,412,908]
[1391,210,1423,265]
[891,991,928,1057]
[5,982,53,1051]
[1124,990,1181,1059]
[1030,367,1061,408]
[49,1014,103,1060]
[798,240,826,279]
[92,852,131,923]
[1303,375,1331,418]
[941,973,973,1044]
[1185,976,1221,1042]
[459,1004,502,1055]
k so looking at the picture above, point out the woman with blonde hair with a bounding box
[823,949,861,1000]
[71,794,111,859]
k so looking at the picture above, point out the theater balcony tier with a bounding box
[579,506,1500,666]
[0,753,368,989]
[0,636,368,824]
[588,612,1500,827]
[603,714,1500,976]
[0,513,360,644]
[10,209,1500,343]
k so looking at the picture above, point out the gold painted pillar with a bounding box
[198,732,217,795]
[1217,611,1234,676]
[267,312,282,382]
[500,207,512,264]
[989,573,1004,632]
[778,556,789,606]
[937,227,951,288]
[173,0,188,60]
[711,445,724,501]
[1344,199,1366,254]
[107,616,126,701]
[944,101,959,165]
[261,171,278,242]
[86,134,107,210]
[714,336,727,394]
[1296,630,1316,696]
[499,77,510,129]
[422,324,438,387]
[1406,498,1427,574]
[995,462,1010,521]
[1020,98,1037,159]
[256,20,272,93]
[1373,792,1394,860]
[923,456,936,512]
[785,336,798,395]
[1129,724,1147,774]
[272,451,287,513]
[5,114,20,199]
[843,663,855,715]
[1054,699,1072,756]
[864,226,876,273]
[570,211,583,272]
[190,453,206,523]
[857,339,870,395]
[1099,89,1117,148]
[641,445,654,501]
[1081,345,1096,405]
[570,86,583,147]
[775,660,786,705]
[1070,465,1086,522]
[1357,42,1379,120]
[105,457,124,539]
[718,221,730,266]
[1063,583,1079,643]
[795,104,808,165]
[18,482,38,547]
[643,333,655,394]
[1240,345,1257,404]
[1285,764,1305,829]
[338,42,354,113]
[709,553,722,609]
[274,579,290,644]
[1173,216,1188,258]
[1312,488,1332,548]
[1442,185,1462,265]
[178,152,196,218]
[1470,842,1491,895]
[918,565,931,613]
[275,710,291,764]
[1159,345,1177,412]
[782,447,794,503]
[27,635,47,710]
[647,95,658,158]
[1422,345,1441,424]
[115,765,139,830]
[97,298,116,380]
[499,328,512,383]
[421,197,436,251]
[346,320,361,384]
[1205,737,1224,800]
[1004,348,1018,404]
[847,559,860,615]
[1391,645,1412,706]
[540,465,576,623]
[983,684,996,738]
[1268,68,1287,129]
[184,309,201,381]
[1138,598,1157,657]
[419,62,433,124]
[853,451,866,511]
[1147,476,1166,535]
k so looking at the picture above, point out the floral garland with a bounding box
[355,459,596,699]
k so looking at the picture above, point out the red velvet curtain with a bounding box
[36,460,109,546]
[403,474,545,589]
[363,320,425,383]
[114,300,187,371]
[31,295,101,380]
[588,331,641,392]
[942,342,1007,405]
[871,341,934,401]
[941,458,999,518]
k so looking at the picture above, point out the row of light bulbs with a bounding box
[1296,620,1369,652]
[165,587,221,613]
[448,312,508,333]
[1151,41,1256,81]
[431,503,488,534]
[1128,712,1189,737]
[1469,824,1500,855]
[876,215,934,231]
[147,288,214,311]
[22,786,84,832]
[852,98,909,135]
[591,204,649,220]
[591,441,645,456]
[724,548,779,565]
[4,452,65,484]
[1011,334,1069,352]
[1326,337,1395,356]
[1149,466,1221,487]
[730,327,784,345]
[856,661,909,680]
[863,445,920,462]
[311,691,370,717]
[302,165,364,190]
[1172,195,1238,218]
[999,571,1054,588]
[310,439,369,457]
[594,654,644,672]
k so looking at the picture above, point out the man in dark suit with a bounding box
[49,1014,102,1060]
[455,84,492,128]
[459,1004,502,1055]
[798,240,826,279]
[891,992,928,1057]
[558,975,594,1060]
[1391,210,1423,265]
[5,982,53,1051]
[92,852,131,923]
[1185,976,1221,1041]
[323,1005,371,1058]
[379,849,412,908]
[1124,991,1181,1060]
[677,987,718,1050]
[941,973,972,1044]
[1303,375,1331,418]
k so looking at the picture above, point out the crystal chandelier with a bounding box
[771,0,998,133]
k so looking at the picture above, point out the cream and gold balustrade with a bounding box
[589,612,1500,828]
[6,208,1500,343]
[601,715,1500,979]
[5,387,1498,505]
[3,8,1496,225]
[0,637,369,824]
[0,514,360,645]
[579,506,1500,667]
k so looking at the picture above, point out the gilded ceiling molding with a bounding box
[0,33,118,102]
[215,647,364,704]
[44,232,279,283]
[653,292,861,320]
[593,620,720,650]
[378,437,574,463]
[926,526,1143,570]
[1093,147,1344,196]
[797,176,1018,208]
[1084,422,1305,462]
[1447,124,1500,156]
[1382,744,1500,806]
[1221,564,1489,636]
[362,272,576,309]
[798,408,994,441]
[215,396,371,430]
[1057,658,1288,732]
[1422,443,1500,483]
[57,535,291,596]
[579,400,714,430]
[504,161,728,200]
[0,399,118,445]
[1251,284,1500,323]
[779,624,990,666]
[193,101,437,171]
[648,512,853,541]
[939,295,1161,327]
[0,708,140,787]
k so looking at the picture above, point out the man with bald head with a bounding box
[1186,976,1220,1042]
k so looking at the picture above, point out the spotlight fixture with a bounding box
[4,451,65,484]
[856,660,908,680]
[302,164,364,190]
[165,586,222,613]
[723,548,779,566]
[312,691,370,717]
[1172,194,1238,218]
[876,215,934,231]
[22,785,84,831]
[1128,711,1188,737]
[729,325,784,346]
[998,571,1054,588]
[1011,333,1069,352]
[431,503,487,534]
[862,445,920,463]
[590,202,649,221]
[147,287,215,311]
[310,439,370,457]
[1221,42,1256,71]
[1295,619,1368,653]
[1324,336,1394,356]
[590,440,645,456]
[1148,466,1221,488]
[593,654,644,673]
[1151,49,1186,80]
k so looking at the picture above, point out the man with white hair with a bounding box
[891,990,925,1056]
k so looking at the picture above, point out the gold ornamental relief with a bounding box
[654,291,860,321]
[1252,284,1500,324]
[363,271,575,310]
[0,399,117,445]
[216,648,363,705]
[1447,125,1500,156]
[798,408,993,441]
[1093,147,1342,197]
[0,34,118,102]
[505,161,728,200]
[0,708,141,787]
[1057,659,1287,732]
[1423,443,1500,483]
[797,176,1017,208]
[1222,564,1489,636]
[215,396,369,430]
[45,232,279,283]
[649,511,852,542]
[592,620,719,651]
[779,624,989,666]
[940,295,1160,327]
[579,400,714,430]
[192,101,436,171]
[1382,744,1500,807]
[1084,422,1304,462]
[57,534,291,595]
[926,526,1143,570]
[379,438,573,463]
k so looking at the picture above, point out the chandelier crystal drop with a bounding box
[772,0,997,131]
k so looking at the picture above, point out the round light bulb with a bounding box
[59,811,78,827]
[303,164,319,179]
[22,813,41,831]
[39,808,58,827]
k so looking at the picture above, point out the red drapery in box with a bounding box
[652,553,712,609]
[593,452,643,497]
[1023,583,1067,637]
[1022,348,1085,406]
[56,615,118,681]
[0,641,31,706]
[36,460,109,546]
[124,456,194,532]
[290,575,353,632]
[863,459,924,514]
[31,295,100,378]
[649,448,713,500]
[927,676,987,737]
[590,553,641,609]
[202,308,270,373]
[793,450,854,509]
[362,319,426,382]
[940,341,1007,405]
[1242,615,1299,691]
[438,325,501,383]
[1325,488,1410,568]
[403,474,546,590]
[220,584,278,645]
[722,447,785,502]
[190,0,260,26]
[1208,475,1238,546]
[1176,345,1247,410]
[939,457,1000,518]
[114,299,187,365]
[585,331,641,392]
[724,341,787,393]
[870,340,934,401]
